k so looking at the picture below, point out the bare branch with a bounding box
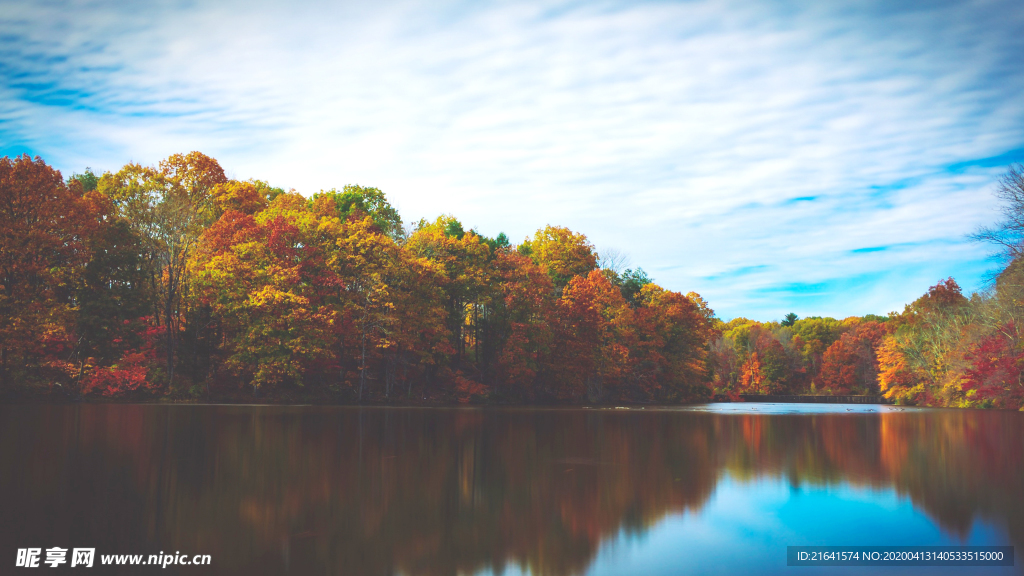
[971,163,1024,262]
[597,247,631,274]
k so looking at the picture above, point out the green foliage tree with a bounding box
[69,168,99,192]
[310,185,404,240]
[618,268,653,308]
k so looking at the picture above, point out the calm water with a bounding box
[0,403,1021,575]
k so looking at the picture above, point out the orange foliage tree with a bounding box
[0,155,99,388]
[193,195,338,393]
[820,321,889,394]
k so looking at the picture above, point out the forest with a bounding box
[1,152,1022,409]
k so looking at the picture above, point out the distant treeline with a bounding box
[1,153,1021,408]
[710,278,1022,409]
[713,164,1024,410]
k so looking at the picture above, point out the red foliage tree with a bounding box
[820,321,889,394]
[0,155,98,387]
[962,324,1024,409]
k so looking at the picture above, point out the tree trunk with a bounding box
[359,325,367,402]
[165,295,175,386]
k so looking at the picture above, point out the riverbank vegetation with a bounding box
[1,153,1021,408]
[710,275,1023,409]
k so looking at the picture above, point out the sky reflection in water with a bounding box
[581,476,1014,576]
[0,403,1020,575]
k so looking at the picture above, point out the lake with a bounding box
[1,403,1020,575]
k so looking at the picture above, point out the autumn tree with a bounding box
[908,277,968,318]
[791,316,845,383]
[486,250,555,400]
[630,286,717,401]
[99,152,227,385]
[740,325,791,394]
[819,321,888,394]
[371,247,448,400]
[877,334,932,404]
[550,270,633,401]
[877,279,972,405]
[72,191,152,374]
[407,216,491,375]
[310,185,404,240]
[740,352,767,393]
[330,212,405,400]
[211,180,279,218]
[193,194,338,393]
[519,225,598,291]
[65,168,152,373]
[0,156,96,388]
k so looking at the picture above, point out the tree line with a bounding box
[1,152,1021,408]
[711,164,1024,410]
[0,152,715,403]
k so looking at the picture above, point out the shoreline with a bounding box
[4,396,998,410]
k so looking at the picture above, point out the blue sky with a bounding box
[2,0,1023,320]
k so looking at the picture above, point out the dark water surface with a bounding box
[1,403,1021,575]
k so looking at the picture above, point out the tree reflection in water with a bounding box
[0,405,1021,575]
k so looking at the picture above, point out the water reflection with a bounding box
[0,405,1021,575]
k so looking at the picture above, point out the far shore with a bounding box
[0,392,932,409]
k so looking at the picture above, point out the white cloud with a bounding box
[2,0,1023,319]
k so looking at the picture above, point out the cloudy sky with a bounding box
[2,0,1023,320]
